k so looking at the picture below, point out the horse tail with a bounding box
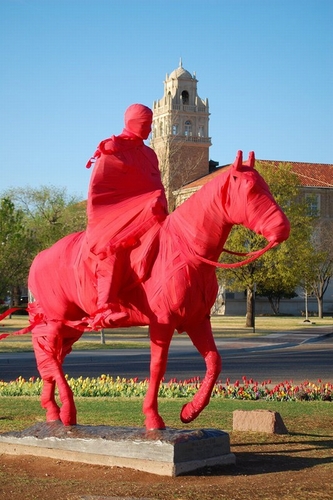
[0,307,33,340]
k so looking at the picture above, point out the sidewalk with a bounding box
[212,325,333,352]
[92,324,333,353]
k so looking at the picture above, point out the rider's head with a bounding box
[123,104,153,140]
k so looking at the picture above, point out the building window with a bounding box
[305,193,320,216]
[184,120,192,136]
[172,124,179,135]
[159,122,163,137]
[181,90,189,104]
[198,126,204,137]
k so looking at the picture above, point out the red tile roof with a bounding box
[183,160,333,190]
[257,160,333,188]
[182,164,230,189]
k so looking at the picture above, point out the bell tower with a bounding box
[150,60,211,209]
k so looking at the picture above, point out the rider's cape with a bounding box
[85,134,168,258]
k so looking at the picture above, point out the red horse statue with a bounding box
[21,150,290,430]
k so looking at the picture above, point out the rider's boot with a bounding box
[93,267,128,327]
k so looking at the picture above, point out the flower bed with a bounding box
[0,375,332,401]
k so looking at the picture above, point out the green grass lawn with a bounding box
[0,396,332,434]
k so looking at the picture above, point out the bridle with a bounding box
[190,240,277,269]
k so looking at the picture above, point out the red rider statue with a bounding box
[85,104,168,328]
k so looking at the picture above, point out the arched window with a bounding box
[184,120,192,136]
[181,90,189,104]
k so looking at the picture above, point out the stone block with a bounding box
[0,422,236,476]
[233,410,288,434]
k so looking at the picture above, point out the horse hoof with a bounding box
[180,403,197,423]
[61,419,77,426]
[144,415,166,430]
[60,412,77,426]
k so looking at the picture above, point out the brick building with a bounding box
[151,62,333,316]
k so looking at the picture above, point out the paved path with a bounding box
[212,325,333,351]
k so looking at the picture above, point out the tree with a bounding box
[151,111,207,211]
[299,220,333,318]
[159,138,205,210]
[4,186,87,250]
[310,256,333,318]
[0,187,87,305]
[0,198,38,304]
[218,162,314,325]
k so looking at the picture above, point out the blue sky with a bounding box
[1,0,332,199]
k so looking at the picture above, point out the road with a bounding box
[1,329,332,384]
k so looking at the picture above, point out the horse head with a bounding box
[225,150,290,246]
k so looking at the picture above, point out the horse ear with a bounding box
[233,150,243,171]
[244,151,255,168]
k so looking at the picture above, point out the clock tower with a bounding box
[150,60,211,209]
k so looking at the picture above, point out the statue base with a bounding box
[0,422,236,476]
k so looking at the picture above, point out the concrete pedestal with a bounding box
[0,421,235,476]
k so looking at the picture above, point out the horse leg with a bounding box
[32,327,62,421]
[32,322,79,426]
[40,379,60,421]
[57,329,82,425]
[143,323,174,430]
[56,370,77,426]
[180,317,221,423]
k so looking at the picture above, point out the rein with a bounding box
[191,240,277,269]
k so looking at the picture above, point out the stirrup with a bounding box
[92,308,128,328]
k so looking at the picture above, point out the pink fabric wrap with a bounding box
[123,103,153,139]
[27,104,168,327]
[85,104,167,259]
[6,147,291,430]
